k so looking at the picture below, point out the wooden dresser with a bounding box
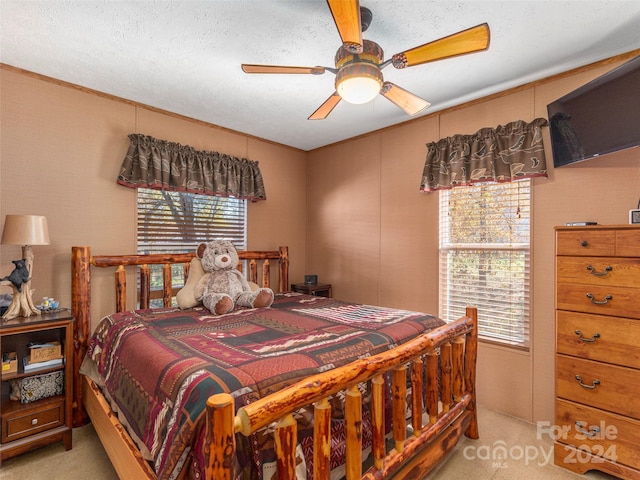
[554,225,640,479]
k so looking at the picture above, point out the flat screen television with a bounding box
[547,55,640,167]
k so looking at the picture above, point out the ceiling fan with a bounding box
[241,0,490,120]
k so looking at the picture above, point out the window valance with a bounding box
[117,134,267,201]
[420,118,548,192]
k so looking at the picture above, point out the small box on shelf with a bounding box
[28,341,62,363]
[1,352,17,377]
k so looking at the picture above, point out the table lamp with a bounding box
[1,214,50,320]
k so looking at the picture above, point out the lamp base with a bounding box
[0,283,40,320]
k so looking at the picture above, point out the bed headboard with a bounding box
[72,245,289,314]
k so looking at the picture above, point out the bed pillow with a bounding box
[176,258,206,309]
[176,258,260,309]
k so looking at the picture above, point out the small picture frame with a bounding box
[630,209,640,224]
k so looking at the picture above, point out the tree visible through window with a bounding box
[439,180,530,348]
[137,188,247,305]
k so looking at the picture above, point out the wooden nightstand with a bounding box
[291,283,332,298]
[0,310,74,464]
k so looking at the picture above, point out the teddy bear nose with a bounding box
[221,256,229,262]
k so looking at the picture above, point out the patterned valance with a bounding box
[117,134,266,201]
[420,118,548,192]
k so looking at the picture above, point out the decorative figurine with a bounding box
[0,259,30,292]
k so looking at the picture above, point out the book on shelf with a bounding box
[23,355,64,372]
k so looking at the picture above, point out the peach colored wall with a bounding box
[307,57,639,424]
[0,68,307,331]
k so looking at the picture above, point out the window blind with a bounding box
[439,180,531,348]
[137,188,247,254]
[136,188,247,305]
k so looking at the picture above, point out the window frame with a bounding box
[438,180,531,350]
[136,188,247,306]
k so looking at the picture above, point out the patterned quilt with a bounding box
[82,292,444,480]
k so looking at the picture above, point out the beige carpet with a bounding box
[0,405,620,480]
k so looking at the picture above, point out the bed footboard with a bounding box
[204,307,478,480]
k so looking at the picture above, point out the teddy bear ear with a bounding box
[196,243,207,259]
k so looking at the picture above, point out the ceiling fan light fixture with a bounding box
[335,63,383,104]
[335,39,384,104]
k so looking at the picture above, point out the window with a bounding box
[439,180,530,349]
[137,188,247,305]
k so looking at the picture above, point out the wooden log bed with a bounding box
[70,245,479,480]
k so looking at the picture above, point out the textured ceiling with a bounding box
[1,1,639,151]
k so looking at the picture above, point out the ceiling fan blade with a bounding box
[242,64,327,75]
[390,23,490,69]
[308,92,342,120]
[326,0,363,53]
[381,82,430,116]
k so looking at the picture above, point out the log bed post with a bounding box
[440,342,453,413]
[71,246,91,426]
[115,266,126,312]
[410,357,424,435]
[464,305,479,439]
[370,374,386,469]
[279,246,289,293]
[391,366,407,452]
[140,264,151,309]
[275,414,297,480]
[425,351,439,424]
[204,393,236,480]
[313,398,332,480]
[345,385,363,480]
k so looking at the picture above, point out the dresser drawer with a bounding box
[557,228,640,257]
[557,230,615,256]
[557,256,640,288]
[556,398,640,470]
[616,229,640,257]
[557,311,640,369]
[557,283,640,319]
[556,355,640,420]
[1,398,64,442]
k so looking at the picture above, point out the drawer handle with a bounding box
[586,293,612,305]
[574,330,600,343]
[581,240,588,247]
[575,421,600,438]
[32,418,39,425]
[575,375,600,389]
[586,265,612,277]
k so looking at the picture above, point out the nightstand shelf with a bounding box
[0,310,74,464]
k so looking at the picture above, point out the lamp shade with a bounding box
[1,215,50,246]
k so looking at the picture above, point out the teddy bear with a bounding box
[193,239,274,315]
